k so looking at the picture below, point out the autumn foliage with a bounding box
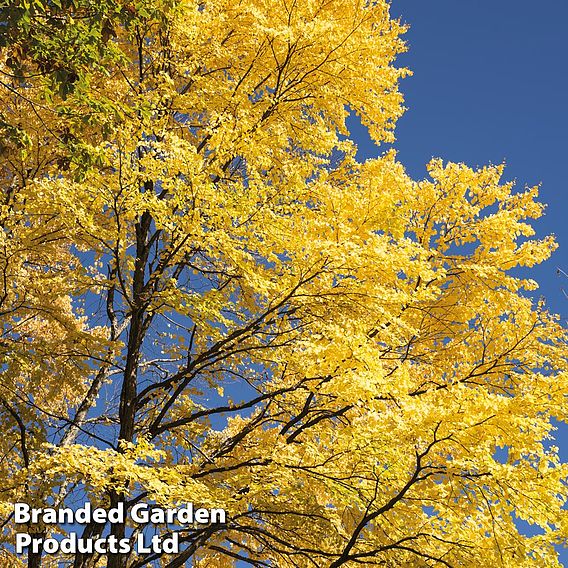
[0,0,567,566]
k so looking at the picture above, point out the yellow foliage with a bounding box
[0,0,566,567]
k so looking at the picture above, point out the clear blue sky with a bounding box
[350,1,567,562]
[353,0,567,312]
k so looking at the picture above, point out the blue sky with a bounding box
[349,0,567,562]
[355,0,566,311]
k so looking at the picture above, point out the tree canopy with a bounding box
[0,0,567,566]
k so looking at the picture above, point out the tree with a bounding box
[0,0,567,566]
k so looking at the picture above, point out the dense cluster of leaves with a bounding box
[0,0,566,567]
